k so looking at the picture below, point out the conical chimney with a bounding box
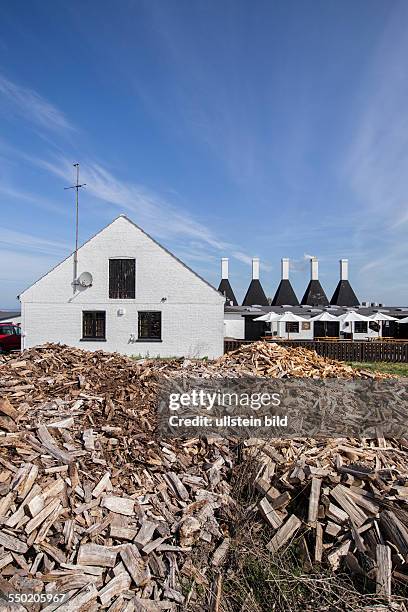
[330,259,359,306]
[217,258,238,305]
[271,258,299,306]
[242,258,268,306]
[301,257,329,306]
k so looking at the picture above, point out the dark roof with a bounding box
[225,304,408,318]
[330,280,359,307]
[301,280,329,307]
[271,279,299,306]
[0,310,20,321]
[217,279,238,305]
[242,279,269,306]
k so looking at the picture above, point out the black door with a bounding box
[245,317,267,341]
[313,321,339,338]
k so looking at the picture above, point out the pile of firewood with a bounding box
[0,342,405,611]
[243,437,408,603]
[0,346,238,611]
[214,340,391,379]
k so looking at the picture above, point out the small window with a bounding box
[286,322,299,333]
[138,312,161,341]
[0,325,14,335]
[354,322,368,334]
[109,259,135,299]
[301,322,311,331]
[82,311,106,340]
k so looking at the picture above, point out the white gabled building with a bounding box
[19,215,225,358]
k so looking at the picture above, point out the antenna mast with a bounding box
[64,163,86,291]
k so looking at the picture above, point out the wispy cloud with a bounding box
[0,184,67,216]
[344,5,408,223]
[0,74,74,133]
[338,4,408,304]
[0,227,70,257]
[34,155,255,265]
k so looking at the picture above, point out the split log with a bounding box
[266,515,302,555]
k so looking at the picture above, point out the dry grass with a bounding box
[186,452,408,611]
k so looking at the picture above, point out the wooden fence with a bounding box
[224,339,408,363]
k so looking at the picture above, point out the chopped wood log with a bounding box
[325,522,342,538]
[255,477,281,501]
[120,544,150,587]
[98,571,131,606]
[307,478,321,526]
[55,582,98,612]
[314,522,323,563]
[0,492,14,518]
[0,530,28,554]
[110,525,138,541]
[327,540,351,570]
[326,502,348,524]
[92,472,111,497]
[47,416,75,429]
[142,537,166,555]
[379,510,408,557]
[0,553,13,569]
[179,516,201,547]
[376,544,392,600]
[165,472,189,500]
[212,538,230,567]
[266,515,302,554]
[77,543,117,567]
[101,496,135,516]
[37,424,73,464]
[0,398,19,421]
[134,521,157,548]
[330,484,368,527]
[258,497,283,530]
[25,497,61,534]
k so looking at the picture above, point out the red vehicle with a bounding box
[0,322,21,352]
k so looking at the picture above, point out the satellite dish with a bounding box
[78,271,93,287]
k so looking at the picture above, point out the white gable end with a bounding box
[20,216,224,358]
[21,216,224,305]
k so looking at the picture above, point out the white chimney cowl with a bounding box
[311,257,319,280]
[281,258,289,280]
[252,258,260,280]
[340,259,348,281]
[221,258,229,280]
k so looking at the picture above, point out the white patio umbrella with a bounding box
[253,312,282,322]
[309,312,339,321]
[398,316,408,324]
[253,312,283,337]
[339,311,371,340]
[369,312,398,322]
[369,312,398,338]
[309,311,339,338]
[274,311,307,339]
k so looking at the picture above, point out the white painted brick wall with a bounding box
[20,216,224,358]
[224,313,245,339]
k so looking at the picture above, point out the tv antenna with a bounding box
[65,163,86,288]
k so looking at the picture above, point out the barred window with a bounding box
[109,259,135,299]
[82,311,106,339]
[138,312,161,340]
[285,322,299,333]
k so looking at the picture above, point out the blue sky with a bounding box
[1,0,408,308]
